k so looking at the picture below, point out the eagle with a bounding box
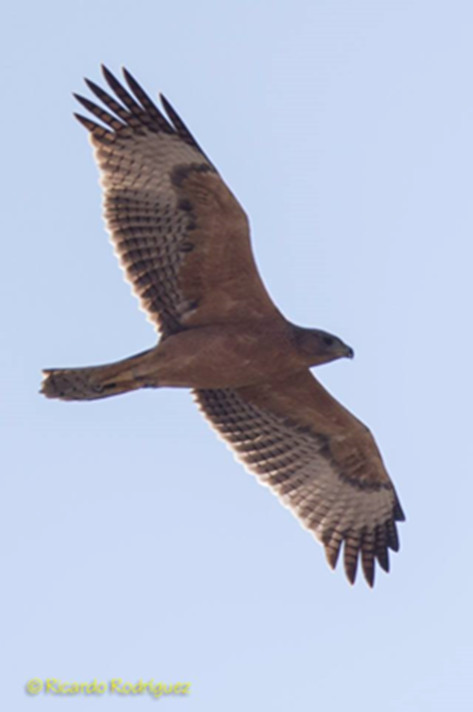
[42,66,404,586]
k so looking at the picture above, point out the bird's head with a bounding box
[294,326,354,367]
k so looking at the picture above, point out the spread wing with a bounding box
[74,66,280,335]
[194,370,405,586]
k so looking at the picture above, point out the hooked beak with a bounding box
[344,345,355,359]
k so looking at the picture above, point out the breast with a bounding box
[154,321,305,389]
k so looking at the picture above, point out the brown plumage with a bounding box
[42,66,404,586]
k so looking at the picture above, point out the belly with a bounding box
[153,323,300,389]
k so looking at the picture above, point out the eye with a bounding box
[323,336,334,347]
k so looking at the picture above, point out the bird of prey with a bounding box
[42,66,404,586]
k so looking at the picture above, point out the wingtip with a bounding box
[121,66,153,107]
[324,543,341,571]
[121,66,140,95]
[73,93,93,112]
[101,63,116,85]
[159,93,170,115]
[73,112,91,129]
[121,66,134,83]
[346,570,357,586]
[363,566,375,588]
[84,77,99,93]
[394,500,406,522]
[376,549,390,573]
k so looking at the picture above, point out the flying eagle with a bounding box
[42,66,404,586]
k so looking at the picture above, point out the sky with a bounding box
[2,0,473,709]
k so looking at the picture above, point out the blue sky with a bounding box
[2,1,473,710]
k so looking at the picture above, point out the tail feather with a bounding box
[41,348,157,401]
